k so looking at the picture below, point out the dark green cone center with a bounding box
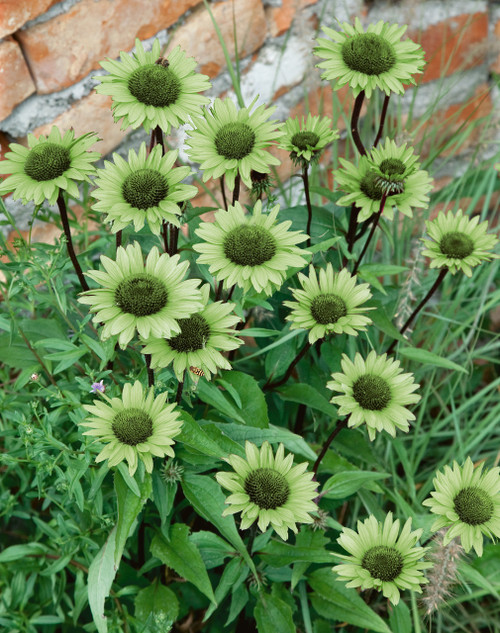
[439,232,474,259]
[244,467,290,510]
[291,131,320,150]
[122,168,169,209]
[310,293,347,324]
[352,374,391,411]
[112,407,153,445]
[115,273,168,317]
[453,486,494,525]
[128,64,181,107]
[167,313,211,353]
[24,142,71,182]
[214,122,256,160]
[360,170,392,201]
[341,33,396,75]
[379,158,406,176]
[223,225,277,266]
[362,545,404,581]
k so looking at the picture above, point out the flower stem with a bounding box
[352,191,387,275]
[263,340,312,391]
[214,279,222,301]
[373,93,391,148]
[226,284,236,301]
[386,267,449,355]
[232,174,241,204]
[116,229,122,252]
[303,165,313,248]
[220,176,228,211]
[169,224,179,256]
[313,416,349,478]
[56,191,89,291]
[175,370,185,404]
[346,203,360,253]
[145,353,154,387]
[351,91,367,156]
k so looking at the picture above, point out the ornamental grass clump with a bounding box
[1,14,499,633]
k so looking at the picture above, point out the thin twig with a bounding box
[162,221,169,254]
[373,94,391,147]
[263,341,311,391]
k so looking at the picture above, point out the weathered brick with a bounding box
[168,0,267,79]
[265,0,318,38]
[0,0,59,39]
[32,91,128,158]
[490,17,500,75]
[0,37,36,121]
[16,0,202,94]
[412,12,489,84]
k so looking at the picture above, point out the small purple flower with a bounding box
[90,380,106,394]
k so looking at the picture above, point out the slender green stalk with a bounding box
[312,416,349,477]
[386,267,449,355]
[303,165,313,248]
[351,90,367,156]
[352,191,387,275]
[56,191,89,291]
[298,581,313,633]
[373,93,391,147]
[263,341,311,391]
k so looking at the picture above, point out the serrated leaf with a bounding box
[259,540,335,567]
[254,590,296,633]
[322,470,389,499]
[219,371,269,428]
[135,580,178,633]
[88,526,118,633]
[177,410,227,458]
[203,557,248,621]
[388,599,412,633]
[181,472,257,577]
[114,470,151,567]
[196,379,246,424]
[309,568,391,633]
[398,346,468,374]
[150,525,216,604]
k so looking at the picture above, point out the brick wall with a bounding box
[1,0,500,241]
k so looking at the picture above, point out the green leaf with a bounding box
[308,236,341,254]
[213,422,317,461]
[259,540,335,567]
[181,472,257,577]
[177,410,227,458]
[398,346,468,374]
[358,264,408,276]
[116,462,140,496]
[291,530,330,591]
[388,599,412,633]
[369,306,405,341]
[277,383,338,418]
[238,328,302,362]
[0,335,38,369]
[219,371,269,428]
[254,590,296,633]
[88,526,118,633]
[135,579,178,633]
[114,470,152,567]
[0,543,48,562]
[150,525,216,604]
[190,530,235,569]
[308,568,391,633]
[203,557,248,622]
[196,379,246,424]
[322,470,389,499]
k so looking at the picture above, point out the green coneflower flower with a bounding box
[0,127,100,205]
[284,264,373,344]
[185,97,283,191]
[279,113,339,167]
[215,441,318,541]
[193,200,309,295]
[141,283,243,380]
[314,17,425,99]
[81,380,183,476]
[78,241,203,349]
[422,457,500,556]
[91,142,197,235]
[327,351,421,441]
[94,39,211,133]
[334,139,433,222]
[420,209,499,277]
[250,169,274,199]
[333,512,432,605]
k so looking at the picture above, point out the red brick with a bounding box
[265,0,318,38]
[490,18,500,75]
[411,12,489,83]
[32,91,128,158]
[168,0,267,79]
[0,37,36,121]
[16,0,201,94]
[0,0,59,39]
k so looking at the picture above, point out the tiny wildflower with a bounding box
[90,380,106,394]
